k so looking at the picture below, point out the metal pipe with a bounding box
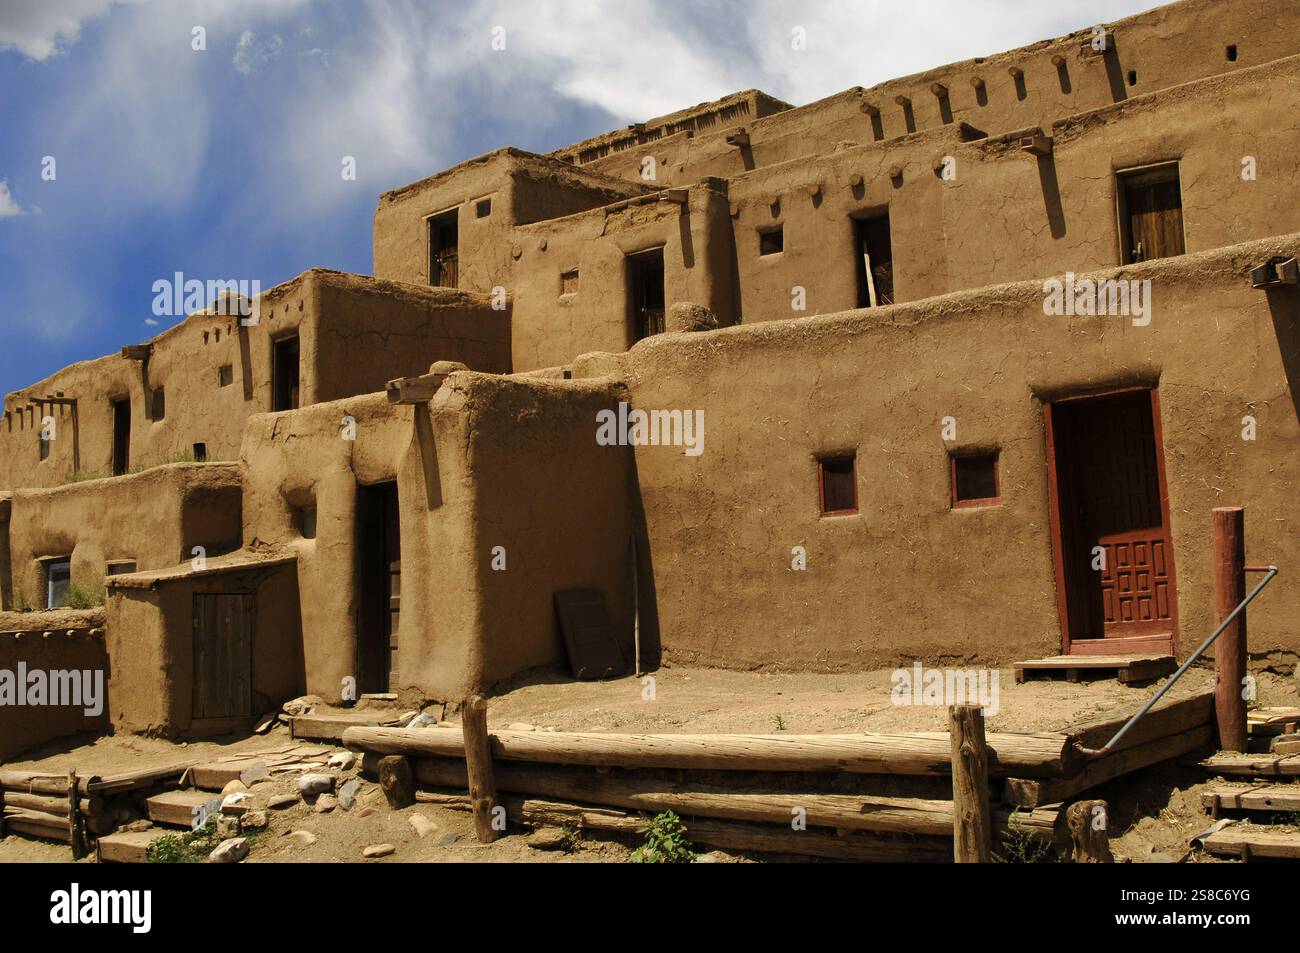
[1074,565,1278,758]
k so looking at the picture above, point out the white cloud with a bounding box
[0,0,143,60]
[0,180,24,218]
[233,30,284,74]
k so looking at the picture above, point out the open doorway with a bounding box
[357,481,400,692]
[854,213,894,307]
[1044,388,1178,656]
[111,398,130,475]
[272,335,300,411]
[627,248,665,343]
[429,210,459,287]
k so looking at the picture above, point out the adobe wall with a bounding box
[104,562,301,735]
[3,463,241,611]
[372,148,650,290]
[574,234,1300,671]
[510,180,737,372]
[0,614,109,760]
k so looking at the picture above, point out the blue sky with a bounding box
[0,0,1159,396]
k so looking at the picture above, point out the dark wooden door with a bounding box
[1122,167,1184,263]
[1045,390,1177,654]
[429,211,459,288]
[629,250,665,342]
[192,593,253,719]
[112,398,130,475]
[358,481,400,691]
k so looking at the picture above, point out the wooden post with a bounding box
[463,695,501,842]
[1213,507,1248,752]
[1065,799,1113,863]
[377,755,414,809]
[949,705,992,863]
[67,768,85,860]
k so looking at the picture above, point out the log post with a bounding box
[1213,506,1248,753]
[377,755,415,809]
[67,768,85,860]
[949,705,992,863]
[463,695,501,842]
[1065,799,1114,863]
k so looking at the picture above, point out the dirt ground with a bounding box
[1,664,1296,864]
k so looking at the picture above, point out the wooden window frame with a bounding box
[949,451,1002,509]
[1115,160,1185,265]
[818,454,859,517]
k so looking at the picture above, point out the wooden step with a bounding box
[290,710,401,742]
[1201,752,1300,778]
[187,759,268,791]
[146,789,222,828]
[1199,827,1300,861]
[1013,654,1175,684]
[97,829,167,864]
[1203,784,1300,815]
[1248,707,1300,737]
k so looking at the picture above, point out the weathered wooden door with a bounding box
[1121,165,1184,263]
[358,481,400,692]
[629,250,665,342]
[192,593,253,719]
[1045,389,1178,655]
[429,211,459,288]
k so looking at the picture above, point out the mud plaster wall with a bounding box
[569,0,1300,188]
[240,391,483,703]
[0,626,109,760]
[510,182,737,372]
[104,564,301,735]
[455,373,636,687]
[3,463,241,611]
[573,235,1300,671]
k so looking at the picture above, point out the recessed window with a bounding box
[218,364,233,387]
[192,442,207,462]
[296,505,317,539]
[475,198,492,218]
[759,227,784,256]
[819,455,858,516]
[561,269,579,296]
[1226,44,1238,62]
[1117,162,1185,264]
[1127,69,1137,86]
[951,452,1000,508]
[106,561,137,576]
[39,431,50,461]
[151,387,165,421]
[45,559,71,608]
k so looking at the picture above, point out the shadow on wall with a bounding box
[1266,285,1300,421]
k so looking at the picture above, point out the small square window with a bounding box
[819,455,858,516]
[951,452,1000,507]
[759,227,784,256]
[560,269,579,296]
[106,561,137,576]
[45,559,71,609]
[1226,44,1238,62]
[192,442,207,462]
[218,364,233,387]
[475,198,492,218]
[39,432,50,461]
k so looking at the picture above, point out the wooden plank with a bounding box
[463,696,500,843]
[90,761,196,794]
[1016,654,1173,670]
[1006,725,1213,807]
[1067,691,1213,755]
[1200,828,1300,861]
[147,789,220,828]
[291,711,400,742]
[1200,752,1300,778]
[1202,784,1300,813]
[97,829,166,864]
[3,813,72,843]
[345,725,1075,779]
[188,759,267,791]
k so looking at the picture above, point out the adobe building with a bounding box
[1,0,1297,752]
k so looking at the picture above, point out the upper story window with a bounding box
[628,248,665,343]
[45,559,71,608]
[272,335,300,411]
[759,226,784,255]
[428,209,459,287]
[950,451,1001,508]
[819,454,858,516]
[1118,163,1185,264]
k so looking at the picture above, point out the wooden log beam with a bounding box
[418,790,952,863]
[463,695,501,843]
[1,791,104,817]
[0,771,100,796]
[377,755,415,809]
[1065,691,1213,756]
[1065,800,1113,862]
[950,705,992,862]
[345,725,1073,778]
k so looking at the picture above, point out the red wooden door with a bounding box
[1045,389,1178,655]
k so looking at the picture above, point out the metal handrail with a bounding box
[1074,564,1279,758]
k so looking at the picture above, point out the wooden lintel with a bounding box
[660,188,689,205]
[1019,133,1054,157]
[121,345,153,361]
[386,374,447,405]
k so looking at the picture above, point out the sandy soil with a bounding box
[1,664,1295,864]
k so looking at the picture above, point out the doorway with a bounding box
[854,213,894,307]
[429,210,459,287]
[1044,388,1178,655]
[357,481,400,692]
[111,398,130,475]
[192,593,253,720]
[272,335,300,411]
[628,248,665,343]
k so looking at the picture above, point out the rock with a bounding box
[408,814,437,838]
[123,820,154,833]
[437,833,458,847]
[313,794,337,814]
[362,843,395,858]
[396,710,419,727]
[208,837,249,863]
[221,779,248,797]
[507,722,537,732]
[297,773,335,796]
[240,761,270,786]
[337,778,361,811]
[355,807,377,818]
[282,694,323,717]
[694,851,728,864]
[527,828,568,851]
[221,792,254,814]
[285,830,316,847]
[239,810,268,832]
[268,794,298,810]
[666,301,718,333]
[327,751,356,770]
[405,712,439,729]
[215,815,241,838]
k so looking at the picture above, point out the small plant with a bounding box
[629,811,697,864]
[993,825,1060,864]
[147,822,220,864]
[559,824,581,853]
[773,714,787,732]
[63,582,104,609]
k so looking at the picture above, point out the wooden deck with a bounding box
[1012,654,1176,685]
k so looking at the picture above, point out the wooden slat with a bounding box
[147,789,220,828]
[97,829,166,864]
[1200,828,1300,861]
[1067,691,1213,755]
[1202,784,1300,813]
[1200,752,1300,778]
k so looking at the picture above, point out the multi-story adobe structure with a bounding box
[1,0,1296,751]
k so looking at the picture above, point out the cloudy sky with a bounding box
[0,0,1160,395]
